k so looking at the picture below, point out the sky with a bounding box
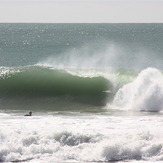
[0,0,163,23]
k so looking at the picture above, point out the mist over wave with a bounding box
[37,41,161,70]
[38,42,122,69]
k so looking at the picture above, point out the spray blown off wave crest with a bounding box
[112,68,163,112]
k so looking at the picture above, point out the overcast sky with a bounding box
[0,0,163,23]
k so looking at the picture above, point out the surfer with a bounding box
[24,111,32,116]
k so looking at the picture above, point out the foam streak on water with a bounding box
[0,113,163,162]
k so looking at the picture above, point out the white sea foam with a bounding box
[112,67,163,112]
[0,114,163,162]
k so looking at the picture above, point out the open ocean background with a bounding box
[1,23,163,162]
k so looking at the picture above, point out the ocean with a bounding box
[0,23,163,162]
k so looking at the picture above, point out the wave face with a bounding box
[0,66,111,110]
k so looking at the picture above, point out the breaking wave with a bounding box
[1,65,163,113]
[112,67,163,112]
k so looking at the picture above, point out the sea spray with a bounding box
[112,67,163,112]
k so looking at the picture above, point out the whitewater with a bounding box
[0,23,163,162]
[1,112,163,162]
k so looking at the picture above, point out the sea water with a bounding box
[0,24,163,162]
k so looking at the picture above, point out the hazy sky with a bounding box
[0,0,163,23]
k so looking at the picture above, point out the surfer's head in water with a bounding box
[24,111,32,116]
